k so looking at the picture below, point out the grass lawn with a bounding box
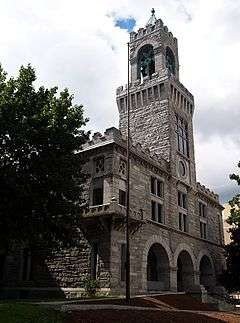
[0,303,65,323]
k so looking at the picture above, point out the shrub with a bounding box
[82,277,100,297]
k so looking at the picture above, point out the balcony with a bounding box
[80,201,145,223]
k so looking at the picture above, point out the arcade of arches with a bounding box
[146,243,215,292]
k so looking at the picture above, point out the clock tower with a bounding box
[116,9,196,186]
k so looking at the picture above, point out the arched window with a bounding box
[166,47,176,75]
[137,44,155,79]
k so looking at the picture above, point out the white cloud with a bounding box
[0,0,239,202]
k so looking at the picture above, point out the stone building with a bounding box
[0,10,225,298]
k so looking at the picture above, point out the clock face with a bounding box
[179,160,186,177]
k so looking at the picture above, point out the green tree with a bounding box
[0,64,89,250]
[220,161,240,292]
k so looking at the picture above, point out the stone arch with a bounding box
[173,243,197,270]
[142,235,173,291]
[197,251,216,290]
[133,39,159,58]
[173,243,196,292]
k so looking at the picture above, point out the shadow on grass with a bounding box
[0,303,65,323]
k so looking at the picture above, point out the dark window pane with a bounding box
[157,180,163,197]
[151,201,156,221]
[91,243,98,280]
[183,214,187,232]
[121,244,126,281]
[92,188,103,205]
[179,213,182,231]
[151,177,155,194]
[119,190,126,206]
[157,204,163,223]
[0,254,6,280]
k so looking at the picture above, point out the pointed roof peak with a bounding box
[146,8,157,26]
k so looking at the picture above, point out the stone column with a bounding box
[169,266,178,292]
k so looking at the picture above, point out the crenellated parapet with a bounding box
[129,18,177,46]
[197,182,219,203]
[82,127,169,173]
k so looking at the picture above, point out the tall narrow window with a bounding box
[151,177,164,198]
[153,86,159,100]
[21,249,31,281]
[95,157,104,173]
[179,213,187,232]
[199,202,207,218]
[136,92,141,107]
[151,177,156,195]
[0,254,6,280]
[175,114,189,156]
[148,87,153,101]
[151,201,156,221]
[92,178,104,206]
[157,204,163,223]
[200,221,207,239]
[91,243,98,280]
[120,244,126,281]
[142,90,147,105]
[131,94,136,109]
[178,191,187,209]
[119,190,126,206]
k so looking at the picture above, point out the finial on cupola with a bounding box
[146,8,157,26]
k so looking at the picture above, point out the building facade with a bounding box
[0,11,225,298]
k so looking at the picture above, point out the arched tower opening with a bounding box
[147,243,170,291]
[137,44,155,79]
[166,46,176,75]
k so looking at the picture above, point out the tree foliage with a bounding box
[0,64,89,250]
[220,161,240,292]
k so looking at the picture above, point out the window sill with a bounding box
[150,193,164,200]
[149,219,166,227]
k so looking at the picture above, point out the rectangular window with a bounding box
[175,114,189,156]
[157,180,163,198]
[178,191,187,209]
[95,156,104,173]
[160,83,165,98]
[200,221,207,239]
[151,177,163,198]
[199,202,206,217]
[90,243,98,280]
[92,178,104,206]
[21,249,31,281]
[119,189,126,206]
[151,201,156,221]
[179,213,187,232]
[157,204,163,223]
[119,98,125,112]
[148,87,153,101]
[153,85,159,100]
[151,201,163,223]
[0,254,6,281]
[120,244,126,281]
[142,89,147,105]
[136,92,141,107]
[131,94,136,109]
[151,177,156,195]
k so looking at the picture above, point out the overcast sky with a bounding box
[1,0,239,203]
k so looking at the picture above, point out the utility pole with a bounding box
[125,42,131,303]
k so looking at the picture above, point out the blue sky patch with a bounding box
[115,18,136,32]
